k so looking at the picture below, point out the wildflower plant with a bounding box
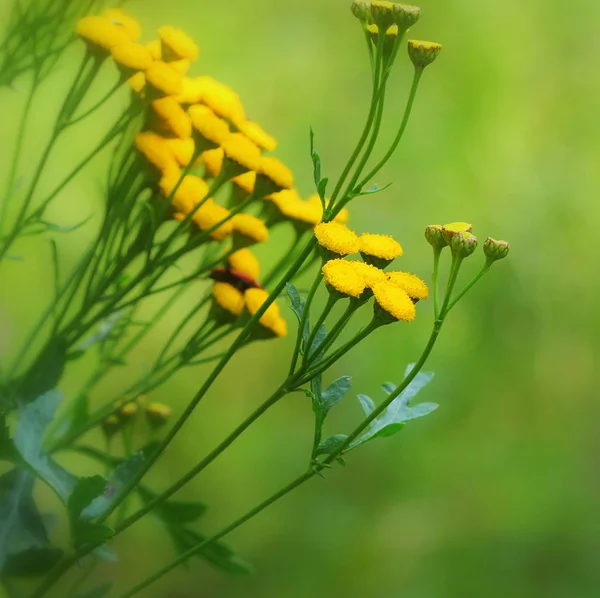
[0,2,511,598]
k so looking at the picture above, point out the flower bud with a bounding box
[441,222,472,245]
[118,399,139,422]
[483,237,510,262]
[351,0,371,22]
[145,403,172,429]
[425,225,447,249]
[370,1,396,33]
[449,231,478,258]
[367,24,400,57]
[408,40,442,68]
[391,3,421,33]
[101,415,121,438]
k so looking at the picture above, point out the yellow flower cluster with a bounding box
[317,222,428,323]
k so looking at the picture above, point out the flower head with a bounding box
[152,96,192,139]
[195,77,245,125]
[314,222,359,256]
[222,133,261,174]
[238,120,277,152]
[322,259,366,298]
[256,157,293,194]
[370,1,396,32]
[231,214,269,245]
[158,26,199,61]
[189,104,230,148]
[192,199,233,240]
[145,61,184,96]
[359,233,403,267]
[348,261,387,288]
[146,39,162,60]
[408,40,443,68]
[232,171,256,195]
[76,16,130,51]
[448,231,478,258]
[351,0,371,22]
[213,282,244,316]
[145,403,172,429]
[104,9,142,41]
[483,237,510,262]
[424,224,446,249]
[387,271,429,301]
[164,138,196,166]
[244,288,287,337]
[391,4,421,32]
[128,71,146,93]
[367,23,400,55]
[111,41,153,71]
[202,147,224,177]
[267,190,322,226]
[135,132,178,174]
[372,281,416,323]
[229,248,260,280]
[159,173,209,213]
[102,414,121,438]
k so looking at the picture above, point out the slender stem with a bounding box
[308,300,359,362]
[302,293,338,367]
[439,254,463,319]
[432,247,442,319]
[446,262,491,312]
[66,78,123,127]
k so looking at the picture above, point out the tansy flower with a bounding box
[146,40,162,60]
[408,40,443,69]
[267,190,322,226]
[158,26,199,62]
[387,272,429,301]
[232,171,256,195]
[119,401,138,420]
[244,289,287,338]
[170,59,191,75]
[145,61,183,96]
[231,214,269,244]
[104,9,141,41]
[228,248,260,280]
[164,138,195,166]
[238,120,277,152]
[359,233,403,267]
[192,199,233,240]
[348,261,387,288]
[314,222,359,256]
[152,97,192,139]
[213,282,244,316]
[128,71,146,93]
[222,133,261,174]
[257,156,293,193]
[202,148,224,177]
[111,41,153,71]
[159,173,208,213]
[195,77,245,125]
[189,104,230,148]
[135,132,178,174]
[372,281,416,323]
[367,23,399,54]
[76,16,130,51]
[145,403,172,429]
[322,259,366,298]
[176,77,204,104]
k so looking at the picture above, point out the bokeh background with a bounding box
[1,0,600,597]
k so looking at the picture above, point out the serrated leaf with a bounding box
[358,394,375,416]
[14,391,76,502]
[315,434,348,457]
[73,583,112,598]
[73,520,114,550]
[285,283,310,345]
[138,486,207,525]
[2,546,63,577]
[82,453,144,519]
[320,376,351,417]
[381,382,396,395]
[68,476,107,521]
[357,182,393,196]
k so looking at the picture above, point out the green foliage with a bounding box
[286,283,309,344]
[137,486,207,525]
[17,337,67,403]
[315,434,349,458]
[309,127,328,205]
[72,583,112,598]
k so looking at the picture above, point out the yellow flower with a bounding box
[194,76,246,125]
[267,190,322,225]
[189,104,230,147]
[159,173,209,213]
[257,157,293,192]
[244,288,287,337]
[222,133,261,173]
[192,199,233,240]
[175,77,203,104]
[372,281,416,322]
[158,25,200,62]
[152,97,192,139]
[135,132,178,174]
[238,120,277,152]
[228,248,260,279]
[145,402,172,429]
[367,23,400,55]
[348,261,387,288]
[146,40,162,60]
[232,214,269,244]
[119,401,138,420]
[314,222,359,256]
[359,233,403,260]
[387,272,429,301]
[443,221,472,235]
[170,59,191,74]
[232,171,256,195]
[213,282,244,316]
[102,414,121,438]
[164,138,195,166]
[322,259,366,298]
[111,42,153,71]
[76,16,130,51]
[202,148,224,177]
[145,61,184,96]
[103,9,141,41]
[408,40,443,69]
[128,71,146,93]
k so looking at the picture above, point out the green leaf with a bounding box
[41,213,93,233]
[320,376,351,417]
[49,393,89,446]
[350,365,436,449]
[317,177,329,203]
[285,283,309,345]
[309,127,324,203]
[73,520,114,550]
[309,323,327,362]
[93,545,118,563]
[14,391,77,502]
[0,413,15,462]
[18,337,67,403]
[315,434,348,457]
[82,453,144,519]
[138,486,207,525]
[73,583,112,598]
[2,546,63,577]
[357,182,393,197]
[168,526,252,575]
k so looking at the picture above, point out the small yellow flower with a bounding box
[176,77,204,104]
[231,214,269,244]
[170,59,191,75]
[135,132,178,174]
[369,1,396,32]
[159,173,209,213]
[257,157,294,192]
[314,222,359,256]
[222,133,261,173]
[152,96,192,139]
[102,415,121,438]
[408,40,443,68]
[146,39,162,60]
[192,199,233,240]
[322,259,366,298]
[244,288,287,337]
[424,224,446,249]
[238,120,277,152]
[348,261,387,288]
[213,282,244,316]
[267,190,322,226]
[195,76,246,125]
[387,271,429,301]
[189,104,230,147]
[443,221,472,234]
[164,138,196,166]
[145,61,184,96]
[103,9,142,41]
[372,281,416,322]
[228,248,260,280]
[128,71,146,93]
[111,41,153,71]
[76,16,130,51]
[367,23,399,55]
[158,25,200,62]
[202,148,224,177]
[119,401,138,420]
[145,403,172,429]
[232,171,256,195]
[359,233,403,260]
[448,231,478,258]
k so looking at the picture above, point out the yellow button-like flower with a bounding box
[244,288,286,337]
[222,133,261,173]
[213,282,244,316]
[159,173,209,213]
[257,157,294,192]
[232,171,256,195]
[146,40,162,60]
[322,259,366,298]
[164,138,195,166]
[189,104,230,146]
[238,120,277,152]
[372,281,416,322]
[348,261,387,288]
[176,77,204,104]
[111,41,153,71]
[135,132,178,174]
[128,71,146,93]
[359,233,403,261]
[152,96,192,139]
[231,214,269,244]
[192,199,233,240]
[170,59,191,75]
[314,222,359,256]
[408,40,443,69]
[202,148,224,177]
[145,402,172,429]
[104,9,142,41]
[228,248,260,280]
[145,61,184,96]
[76,16,130,51]
[194,76,246,125]
[158,25,200,62]
[267,190,322,226]
[443,221,472,234]
[387,272,429,301]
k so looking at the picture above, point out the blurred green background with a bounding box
[1,0,600,597]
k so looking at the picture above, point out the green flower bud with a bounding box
[483,237,510,262]
[351,0,371,22]
[425,224,447,249]
[367,23,400,57]
[370,1,396,32]
[391,3,421,33]
[449,231,478,258]
[145,403,172,429]
[408,39,442,68]
[101,415,121,439]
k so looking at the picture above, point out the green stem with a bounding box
[302,293,338,367]
[432,247,442,319]
[308,300,360,362]
[446,262,491,313]
[66,78,123,127]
